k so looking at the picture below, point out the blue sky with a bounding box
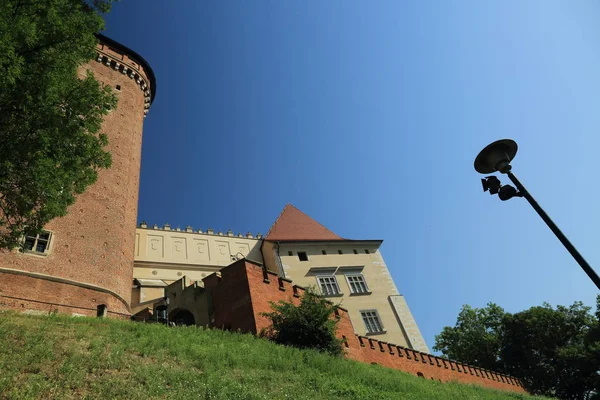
[103,1,600,350]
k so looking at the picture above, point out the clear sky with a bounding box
[103,1,600,351]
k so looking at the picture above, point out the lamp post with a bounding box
[474,139,600,290]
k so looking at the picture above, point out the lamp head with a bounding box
[474,139,518,174]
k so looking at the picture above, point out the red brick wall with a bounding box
[204,260,257,333]
[0,273,129,318]
[0,37,151,316]
[205,260,527,394]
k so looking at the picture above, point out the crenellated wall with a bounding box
[197,259,527,394]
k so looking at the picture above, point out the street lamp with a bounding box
[474,139,600,290]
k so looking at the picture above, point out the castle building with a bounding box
[0,35,526,393]
[0,34,427,352]
[131,204,429,353]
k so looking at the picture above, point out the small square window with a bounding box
[115,84,121,91]
[322,250,327,255]
[365,249,370,254]
[353,249,358,254]
[317,276,341,296]
[288,251,293,256]
[23,231,52,255]
[298,252,308,261]
[361,310,384,334]
[338,250,343,255]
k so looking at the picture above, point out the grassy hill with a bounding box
[0,312,548,400]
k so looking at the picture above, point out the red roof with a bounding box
[265,204,346,242]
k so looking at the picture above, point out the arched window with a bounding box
[417,372,424,378]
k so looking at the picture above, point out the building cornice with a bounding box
[94,34,155,118]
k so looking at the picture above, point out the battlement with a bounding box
[196,259,527,394]
[138,221,263,239]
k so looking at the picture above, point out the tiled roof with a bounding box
[265,204,346,242]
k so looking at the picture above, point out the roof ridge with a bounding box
[264,203,292,239]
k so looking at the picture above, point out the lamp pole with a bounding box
[505,171,600,290]
[475,139,600,291]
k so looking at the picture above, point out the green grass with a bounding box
[0,312,550,400]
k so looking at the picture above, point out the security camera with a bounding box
[481,176,502,195]
[498,184,522,201]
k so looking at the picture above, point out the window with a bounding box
[23,231,51,254]
[361,310,384,334]
[353,249,358,254]
[115,84,121,91]
[321,250,327,255]
[365,249,370,254]
[288,251,293,256]
[346,274,369,294]
[297,251,308,261]
[317,276,341,296]
[338,250,343,255]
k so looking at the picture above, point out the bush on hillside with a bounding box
[260,289,344,356]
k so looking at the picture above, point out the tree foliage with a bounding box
[433,302,506,372]
[434,298,600,399]
[261,289,344,356]
[0,0,116,249]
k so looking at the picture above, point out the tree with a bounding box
[260,290,344,356]
[502,302,597,398]
[434,298,600,399]
[0,0,116,249]
[433,302,506,372]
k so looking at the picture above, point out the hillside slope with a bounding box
[0,312,547,399]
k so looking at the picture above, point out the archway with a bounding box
[169,309,195,326]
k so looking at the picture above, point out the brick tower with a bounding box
[0,35,155,318]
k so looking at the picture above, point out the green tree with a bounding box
[502,301,597,398]
[433,302,506,372]
[0,0,116,249]
[435,298,600,399]
[261,289,344,356]
[585,296,600,399]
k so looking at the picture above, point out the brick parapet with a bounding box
[204,260,527,394]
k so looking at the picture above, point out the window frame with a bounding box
[316,275,342,297]
[297,251,308,261]
[345,273,371,295]
[360,309,385,335]
[22,230,53,256]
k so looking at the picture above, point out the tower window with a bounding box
[115,84,121,91]
[297,252,308,261]
[23,231,52,254]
